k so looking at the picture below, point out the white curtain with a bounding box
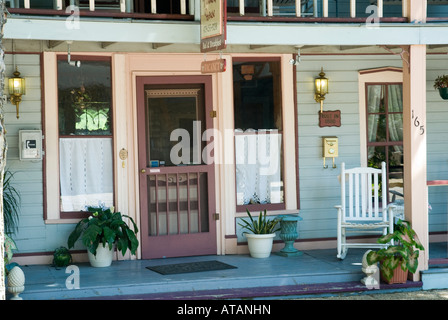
[235,130,282,205]
[367,84,403,142]
[367,85,383,144]
[59,138,113,212]
[388,84,403,142]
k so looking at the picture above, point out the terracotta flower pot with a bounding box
[381,262,409,284]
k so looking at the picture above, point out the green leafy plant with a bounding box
[4,234,17,275]
[366,219,424,282]
[4,234,17,266]
[434,75,448,89]
[3,169,21,236]
[68,205,139,256]
[52,247,73,268]
[238,209,280,235]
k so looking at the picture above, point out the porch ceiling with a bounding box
[4,17,448,47]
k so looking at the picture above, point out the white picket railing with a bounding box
[13,0,189,14]
[236,0,409,18]
[9,0,424,19]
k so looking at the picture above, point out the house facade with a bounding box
[3,0,448,281]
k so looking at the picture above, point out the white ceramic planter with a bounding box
[245,233,276,258]
[7,266,25,300]
[87,243,115,267]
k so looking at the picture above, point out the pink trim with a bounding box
[427,180,448,186]
[136,75,217,259]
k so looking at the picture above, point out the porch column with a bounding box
[402,44,429,281]
[403,0,427,22]
[403,0,429,282]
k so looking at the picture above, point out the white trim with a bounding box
[43,52,60,221]
[281,54,298,210]
[358,67,403,167]
[6,17,448,46]
[43,52,115,223]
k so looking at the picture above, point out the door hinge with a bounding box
[210,110,217,118]
[213,213,220,221]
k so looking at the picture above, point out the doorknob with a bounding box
[140,169,146,173]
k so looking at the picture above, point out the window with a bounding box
[366,83,403,202]
[227,0,260,14]
[135,0,190,14]
[57,57,113,215]
[233,59,284,211]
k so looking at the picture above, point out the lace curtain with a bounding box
[59,138,113,211]
[367,84,403,157]
[235,129,282,205]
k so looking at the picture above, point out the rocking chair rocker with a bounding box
[335,162,395,259]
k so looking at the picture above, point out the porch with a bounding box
[14,244,448,300]
[6,0,448,21]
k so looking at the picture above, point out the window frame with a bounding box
[358,67,403,203]
[44,53,115,222]
[232,56,286,213]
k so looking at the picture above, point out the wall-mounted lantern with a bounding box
[314,67,329,113]
[9,67,26,119]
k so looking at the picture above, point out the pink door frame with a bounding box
[136,75,217,259]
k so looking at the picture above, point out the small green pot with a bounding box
[439,87,448,100]
[53,247,72,268]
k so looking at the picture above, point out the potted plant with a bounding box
[366,219,424,284]
[238,209,280,258]
[434,74,448,100]
[52,247,73,268]
[4,234,17,273]
[68,205,139,267]
[3,169,21,236]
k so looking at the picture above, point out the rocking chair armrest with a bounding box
[335,205,342,217]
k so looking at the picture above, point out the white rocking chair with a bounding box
[335,162,394,259]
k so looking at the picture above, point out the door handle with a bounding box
[140,169,146,173]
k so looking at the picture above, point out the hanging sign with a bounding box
[319,110,341,128]
[201,58,226,73]
[200,0,227,52]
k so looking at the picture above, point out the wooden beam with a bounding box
[101,42,115,48]
[339,45,371,51]
[47,40,64,48]
[428,44,448,49]
[249,45,272,50]
[152,43,171,49]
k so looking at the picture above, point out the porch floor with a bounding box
[13,244,442,300]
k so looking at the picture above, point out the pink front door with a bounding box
[136,76,217,259]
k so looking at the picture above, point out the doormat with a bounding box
[146,260,237,275]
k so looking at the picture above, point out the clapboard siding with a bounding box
[4,54,48,254]
[5,52,448,254]
[296,54,401,240]
[296,54,448,240]
[427,55,448,234]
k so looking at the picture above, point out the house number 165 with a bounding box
[412,110,425,136]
